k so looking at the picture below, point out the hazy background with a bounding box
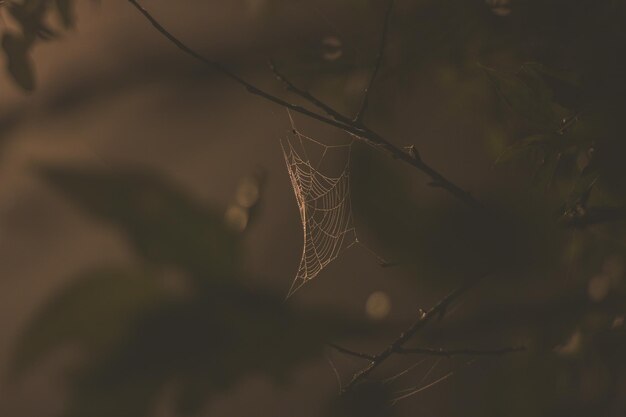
[0,1,624,416]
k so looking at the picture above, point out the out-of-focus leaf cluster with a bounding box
[6,0,626,416]
[1,0,75,90]
[11,166,369,417]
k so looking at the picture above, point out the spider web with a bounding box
[382,352,479,406]
[281,114,358,297]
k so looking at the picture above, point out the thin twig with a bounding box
[328,343,376,361]
[127,5,494,383]
[354,0,395,124]
[267,57,486,213]
[126,0,357,135]
[269,59,353,126]
[126,0,485,212]
[396,346,526,357]
[342,273,489,393]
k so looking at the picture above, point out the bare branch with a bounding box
[328,343,376,361]
[396,346,526,357]
[124,2,521,395]
[268,41,483,213]
[127,0,486,212]
[269,60,354,126]
[354,0,395,124]
[126,0,357,135]
[342,273,489,392]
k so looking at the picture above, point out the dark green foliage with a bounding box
[2,32,35,90]
[12,166,369,417]
[55,0,75,28]
[482,63,569,131]
[39,166,241,280]
[326,381,396,417]
[6,0,626,415]
[11,267,168,376]
[1,0,76,90]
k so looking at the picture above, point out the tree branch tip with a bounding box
[396,346,527,357]
[328,343,376,361]
[128,0,487,217]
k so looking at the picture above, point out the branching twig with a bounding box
[328,343,376,361]
[125,2,523,398]
[269,59,353,126]
[354,0,395,124]
[396,346,525,357]
[268,57,485,212]
[126,0,485,212]
[342,274,488,392]
[126,0,357,135]
[330,342,523,362]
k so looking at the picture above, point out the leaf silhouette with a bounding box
[55,0,75,28]
[481,64,568,131]
[11,266,169,377]
[39,166,241,280]
[14,266,368,417]
[13,167,371,417]
[494,134,555,165]
[2,33,35,91]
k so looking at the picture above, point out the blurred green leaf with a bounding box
[15,267,368,417]
[326,381,396,417]
[519,62,581,109]
[1,33,35,91]
[519,63,580,87]
[15,167,372,417]
[12,266,168,376]
[55,0,75,28]
[39,166,241,280]
[1,0,76,89]
[567,163,599,208]
[482,64,568,131]
[495,134,557,164]
[8,1,55,40]
[560,162,600,224]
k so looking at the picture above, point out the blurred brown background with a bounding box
[0,1,624,416]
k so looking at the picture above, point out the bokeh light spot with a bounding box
[225,205,248,232]
[555,329,582,356]
[365,291,391,321]
[322,36,343,61]
[588,274,611,302]
[236,177,260,208]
